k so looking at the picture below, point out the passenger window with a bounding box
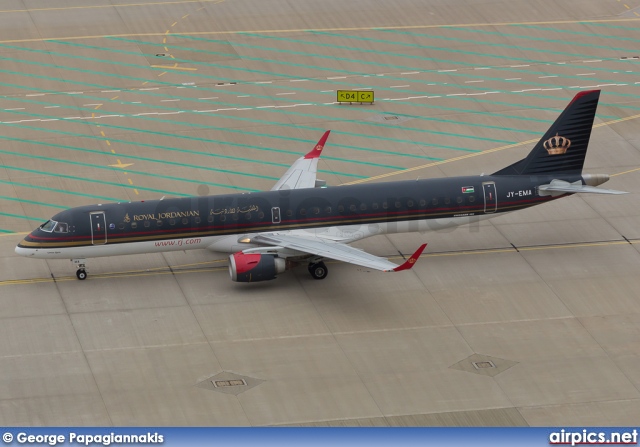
[407,200,414,207]
[469,195,476,203]
[382,202,388,209]
[286,209,293,217]
[360,204,367,211]
[157,220,163,227]
[131,222,137,229]
[395,201,401,209]
[194,217,201,224]
[456,196,463,204]
[444,198,451,205]
[350,204,356,212]
[432,198,438,206]
[372,203,379,210]
[144,221,150,228]
[419,199,426,207]
[300,208,306,216]
[118,223,125,230]
[208,215,214,223]
[338,205,344,213]
[169,219,176,226]
[182,218,188,225]
[324,206,332,214]
[220,215,226,222]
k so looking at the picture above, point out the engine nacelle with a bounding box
[228,252,287,282]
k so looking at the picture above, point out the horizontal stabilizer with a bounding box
[538,179,627,196]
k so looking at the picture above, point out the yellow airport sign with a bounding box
[337,90,374,104]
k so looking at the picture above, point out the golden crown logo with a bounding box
[544,133,571,155]
[124,213,130,223]
[315,144,323,152]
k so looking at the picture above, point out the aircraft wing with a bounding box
[271,131,330,191]
[250,233,427,272]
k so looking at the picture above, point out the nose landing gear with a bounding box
[72,259,88,280]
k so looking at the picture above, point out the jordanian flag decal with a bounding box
[461,186,475,193]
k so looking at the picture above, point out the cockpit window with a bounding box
[54,222,69,233]
[40,220,57,232]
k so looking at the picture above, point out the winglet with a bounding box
[392,243,427,272]
[303,130,331,159]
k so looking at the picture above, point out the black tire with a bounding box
[76,269,87,280]
[308,262,328,280]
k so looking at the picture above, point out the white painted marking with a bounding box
[485,91,499,94]
[540,88,562,91]
[135,112,158,116]
[157,111,182,115]
[26,94,44,97]
[510,64,529,67]
[290,79,308,82]
[327,76,346,80]
[256,106,275,109]
[465,80,484,83]
[101,90,121,93]
[323,102,338,105]
[391,85,409,88]
[276,105,297,108]
[139,88,159,91]
[194,110,215,113]
[386,98,406,101]
[407,96,429,99]
[96,115,119,118]
[131,101,141,104]
[217,108,237,111]
[474,67,490,70]
[63,116,82,120]
[44,106,60,109]
[277,92,295,96]
[428,95,442,98]
[596,83,618,87]
[39,119,58,122]
[576,73,595,76]
[4,108,25,111]
[5,119,42,123]
[236,108,252,111]
[320,90,333,93]
[237,95,250,98]
[446,93,466,97]
[255,81,272,84]
[584,59,602,63]
[67,92,83,95]
[401,72,419,75]
[505,78,521,81]
[539,75,558,78]
[439,69,457,72]
[198,97,218,100]
[82,104,102,107]
[182,82,195,85]
[161,99,180,102]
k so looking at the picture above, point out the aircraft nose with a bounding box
[15,243,34,257]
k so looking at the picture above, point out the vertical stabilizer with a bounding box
[494,90,600,175]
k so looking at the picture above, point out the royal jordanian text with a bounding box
[14,432,164,446]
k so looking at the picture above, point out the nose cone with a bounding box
[15,235,36,257]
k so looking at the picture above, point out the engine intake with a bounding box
[228,252,287,282]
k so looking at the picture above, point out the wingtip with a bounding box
[392,243,427,272]
[303,130,331,159]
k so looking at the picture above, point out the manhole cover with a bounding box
[369,114,413,124]
[450,354,518,377]
[196,372,263,395]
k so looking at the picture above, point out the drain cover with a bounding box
[369,114,413,124]
[450,354,517,377]
[196,372,263,396]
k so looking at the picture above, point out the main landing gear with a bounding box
[308,261,328,280]
[72,259,88,280]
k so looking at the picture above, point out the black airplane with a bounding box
[15,89,625,282]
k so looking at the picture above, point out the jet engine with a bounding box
[228,252,287,282]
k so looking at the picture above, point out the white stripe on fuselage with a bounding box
[15,214,493,260]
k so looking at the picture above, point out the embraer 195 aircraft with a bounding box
[16,90,625,282]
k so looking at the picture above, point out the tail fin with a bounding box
[493,90,600,176]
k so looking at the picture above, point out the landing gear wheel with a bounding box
[308,261,328,280]
[76,269,87,280]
